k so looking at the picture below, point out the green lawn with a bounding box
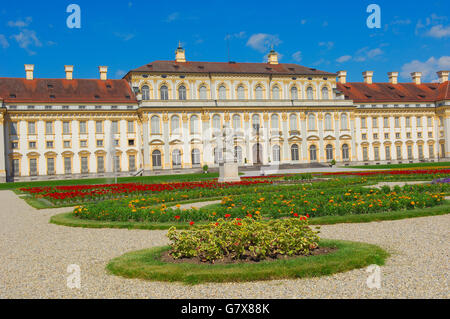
[348,161,450,169]
[105,239,389,285]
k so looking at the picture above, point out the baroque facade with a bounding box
[0,45,449,182]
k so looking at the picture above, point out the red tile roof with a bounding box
[0,78,137,104]
[336,82,449,103]
[130,60,336,76]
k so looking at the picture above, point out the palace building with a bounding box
[0,45,449,182]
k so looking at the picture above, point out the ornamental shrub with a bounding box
[167,216,320,262]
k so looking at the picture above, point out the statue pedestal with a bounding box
[218,162,240,183]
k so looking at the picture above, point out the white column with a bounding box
[0,113,6,182]
[142,115,150,170]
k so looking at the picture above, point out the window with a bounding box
[128,139,134,146]
[306,87,314,99]
[141,85,150,100]
[214,147,223,164]
[429,145,434,158]
[291,86,298,100]
[160,85,169,100]
[127,121,134,133]
[112,121,118,134]
[232,114,241,130]
[152,150,162,167]
[12,159,19,176]
[417,117,422,127]
[308,114,316,130]
[172,149,182,166]
[234,146,242,164]
[271,114,279,131]
[191,149,200,165]
[237,85,245,99]
[326,144,333,161]
[325,113,332,130]
[383,117,389,127]
[95,121,103,134]
[372,117,378,128]
[97,156,105,172]
[63,141,71,148]
[79,121,87,134]
[272,86,280,99]
[406,132,411,138]
[384,133,389,139]
[374,147,379,161]
[64,157,71,174]
[28,122,36,135]
[151,116,160,134]
[47,158,55,175]
[113,156,121,172]
[81,156,88,173]
[291,144,299,161]
[428,132,433,138]
[11,142,18,149]
[46,122,53,135]
[427,117,432,127]
[309,145,317,161]
[441,144,445,157]
[341,114,348,130]
[289,114,298,131]
[407,145,413,159]
[80,140,87,147]
[385,146,391,160]
[10,122,18,135]
[171,115,180,134]
[373,133,378,139]
[406,117,410,127]
[418,145,424,159]
[218,85,227,99]
[342,144,349,161]
[361,117,366,129]
[255,85,263,100]
[29,158,37,176]
[199,86,207,99]
[190,115,199,134]
[46,141,53,148]
[96,140,103,147]
[362,133,367,140]
[395,117,400,127]
[178,85,187,100]
[363,147,368,161]
[396,133,401,139]
[273,145,280,162]
[62,121,70,134]
[29,141,36,149]
[396,146,402,159]
[212,114,221,131]
[128,155,136,171]
[417,132,422,138]
[321,86,329,99]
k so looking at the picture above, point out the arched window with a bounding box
[326,144,333,161]
[272,86,280,99]
[232,114,241,130]
[271,114,279,131]
[234,146,242,164]
[190,115,199,134]
[342,144,349,161]
[171,115,180,134]
[151,115,160,134]
[212,114,221,131]
[214,147,223,164]
[218,85,227,99]
[252,114,260,131]
[255,85,263,100]
[291,86,298,100]
[237,85,245,99]
[309,145,317,161]
[152,150,161,167]
[322,86,329,100]
[172,149,181,166]
[341,113,348,130]
[291,144,299,161]
[199,85,207,99]
[191,148,200,165]
[178,85,187,100]
[273,145,280,162]
[306,86,314,100]
[325,113,332,130]
[289,114,298,130]
[141,85,150,100]
[160,85,169,100]
[308,114,316,130]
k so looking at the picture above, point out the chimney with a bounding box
[64,65,73,80]
[337,71,347,84]
[98,66,108,80]
[388,72,398,84]
[267,48,279,65]
[175,41,186,63]
[437,71,449,83]
[25,64,34,80]
[363,71,373,84]
[411,72,422,85]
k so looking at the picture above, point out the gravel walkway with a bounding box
[169,200,221,211]
[0,190,448,299]
[364,181,430,188]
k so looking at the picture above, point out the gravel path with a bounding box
[0,190,448,299]
[169,200,221,211]
[364,181,430,188]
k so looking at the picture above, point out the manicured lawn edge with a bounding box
[105,239,389,285]
[347,162,450,169]
[50,201,450,230]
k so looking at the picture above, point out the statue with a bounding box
[218,123,240,182]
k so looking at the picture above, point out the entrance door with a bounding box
[252,143,262,165]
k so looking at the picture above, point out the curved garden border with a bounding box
[105,239,389,285]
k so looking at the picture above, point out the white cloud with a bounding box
[292,51,302,62]
[336,55,352,63]
[225,31,246,40]
[0,34,9,48]
[354,47,384,62]
[10,29,42,55]
[8,17,32,28]
[426,25,450,38]
[165,12,180,23]
[318,41,334,50]
[115,69,127,79]
[400,56,450,81]
[246,33,281,53]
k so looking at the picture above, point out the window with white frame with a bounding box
[325,113,332,130]
[79,121,87,134]
[272,86,280,99]
[308,114,316,130]
[341,113,348,130]
[212,114,221,131]
[151,116,160,134]
[218,85,227,99]
[142,85,150,100]
[232,114,241,130]
[178,85,187,100]
[306,87,314,99]
[271,114,279,131]
[255,85,263,99]
[199,86,207,99]
[273,145,280,162]
[289,114,297,131]
[321,86,329,99]
[191,148,200,165]
[95,121,102,133]
[190,115,199,134]
[291,86,298,100]
[127,121,134,133]
[237,85,245,99]
[160,85,169,100]
[171,115,180,134]
[291,144,299,161]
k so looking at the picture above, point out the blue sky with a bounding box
[0,0,449,82]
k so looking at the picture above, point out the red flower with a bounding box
[215,222,219,226]
[225,214,231,218]
[174,215,180,220]
[189,221,195,226]
[293,213,298,217]
[306,214,310,218]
